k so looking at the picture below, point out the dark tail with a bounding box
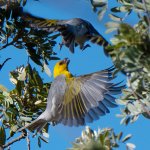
[17,119,47,133]
[88,35,110,56]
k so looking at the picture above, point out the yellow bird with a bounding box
[18,58,124,132]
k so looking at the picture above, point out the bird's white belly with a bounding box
[45,95,63,121]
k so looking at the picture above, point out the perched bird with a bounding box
[18,58,124,133]
[22,13,109,54]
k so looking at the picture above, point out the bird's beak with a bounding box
[63,58,70,65]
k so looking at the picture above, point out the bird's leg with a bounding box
[59,42,64,50]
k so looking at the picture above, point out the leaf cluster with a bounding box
[0,0,59,67]
[107,18,150,123]
[68,126,135,150]
[91,0,150,124]
[0,64,50,146]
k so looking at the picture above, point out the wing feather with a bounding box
[59,68,124,126]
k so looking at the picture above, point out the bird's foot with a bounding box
[59,43,64,50]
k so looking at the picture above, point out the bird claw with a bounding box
[59,43,64,50]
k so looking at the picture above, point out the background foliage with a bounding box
[90,0,150,125]
[0,0,149,149]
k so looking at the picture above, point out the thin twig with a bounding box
[0,41,14,50]
[26,132,30,150]
[3,131,27,149]
[0,58,11,70]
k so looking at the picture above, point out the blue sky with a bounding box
[0,0,150,149]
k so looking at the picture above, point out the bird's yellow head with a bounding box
[53,58,72,78]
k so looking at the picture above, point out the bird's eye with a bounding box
[59,62,63,65]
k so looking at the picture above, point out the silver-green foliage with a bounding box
[68,126,135,150]
[91,0,150,124]
[0,65,50,146]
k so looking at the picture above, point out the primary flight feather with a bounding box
[18,58,124,133]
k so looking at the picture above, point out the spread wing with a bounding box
[58,67,125,126]
[22,13,76,52]
[22,12,66,32]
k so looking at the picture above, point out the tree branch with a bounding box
[3,132,27,149]
[0,58,11,71]
[26,132,30,150]
[0,41,14,51]
[0,29,24,51]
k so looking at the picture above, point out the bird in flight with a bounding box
[18,58,124,133]
[22,13,109,54]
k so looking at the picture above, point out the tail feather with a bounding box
[89,35,109,47]
[17,119,47,133]
[88,35,110,56]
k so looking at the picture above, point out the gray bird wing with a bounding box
[58,67,125,127]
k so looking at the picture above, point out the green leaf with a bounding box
[49,56,60,60]
[142,112,150,119]
[91,0,107,7]
[126,143,136,150]
[30,56,42,66]
[111,6,132,13]
[109,14,122,22]
[39,136,49,143]
[16,81,22,96]
[0,126,6,146]
[20,116,32,121]
[105,21,120,29]
[98,5,107,20]
[122,134,132,143]
[105,27,118,33]
[33,69,43,87]
[117,132,123,141]
[38,137,41,148]
[43,62,52,77]
[99,134,105,146]
[11,125,18,132]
